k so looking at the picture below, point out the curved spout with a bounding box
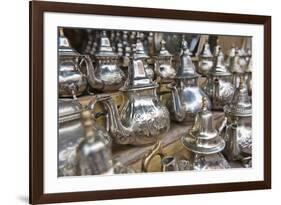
[99,96,132,145]
[82,55,104,90]
[167,83,185,122]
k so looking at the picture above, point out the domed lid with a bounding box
[210,45,231,76]
[176,39,199,79]
[58,28,80,57]
[58,99,83,122]
[199,41,213,58]
[224,77,252,116]
[182,97,225,155]
[158,40,173,57]
[229,49,244,73]
[120,45,157,91]
[135,32,149,59]
[95,31,118,58]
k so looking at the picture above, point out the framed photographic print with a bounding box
[29,0,271,204]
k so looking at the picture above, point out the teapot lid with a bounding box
[199,41,213,58]
[120,45,157,91]
[224,77,252,116]
[158,40,173,57]
[210,45,231,76]
[58,28,80,57]
[135,32,149,59]
[95,31,118,58]
[175,39,199,79]
[58,99,83,122]
[182,97,225,155]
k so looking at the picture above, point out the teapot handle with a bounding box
[141,141,165,172]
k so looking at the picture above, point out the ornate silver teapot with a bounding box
[135,33,155,80]
[197,41,213,76]
[94,49,170,146]
[167,39,210,122]
[203,45,235,110]
[181,97,230,170]
[58,28,87,98]
[155,40,176,82]
[223,77,252,167]
[86,31,126,92]
[58,98,112,176]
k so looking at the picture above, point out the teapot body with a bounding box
[120,88,170,145]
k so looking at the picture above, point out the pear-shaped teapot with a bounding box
[58,28,87,98]
[197,41,213,76]
[203,45,235,110]
[223,77,252,167]
[167,39,211,122]
[86,31,126,92]
[155,40,176,82]
[91,48,170,146]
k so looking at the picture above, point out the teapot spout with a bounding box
[99,95,132,145]
[82,55,104,90]
[167,83,186,122]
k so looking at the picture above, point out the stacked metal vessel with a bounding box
[58,29,252,176]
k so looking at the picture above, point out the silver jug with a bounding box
[58,28,87,98]
[197,41,213,76]
[181,97,230,170]
[86,31,126,91]
[223,77,252,167]
[155,40,176,82]
[167,39,211,122]
[58,98,112,176]
[135,33,155,80]
[202,45,235,110]
[94,49,170,146]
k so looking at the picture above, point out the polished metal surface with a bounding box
[155,40,176,82]
[86,31,126,91]
[167,39,210,122]
[58,28,87,98]
[197,41,213,76]
[182,97,225,155]
[202,45,235,110]
[135,33,155,80]
[223,78,252,167]
[94,53,170,146]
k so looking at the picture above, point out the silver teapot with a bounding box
[182,97,230,170]
[86,31,126,92]
[167,39,210,122]
[197,41,213,76]
[58,28,87,98]
[135,33,155,80]
[155,40,176,82]
[58,98,112,176]
[203,45,235,110]
[94,49,170,146]
[223,77,252,167]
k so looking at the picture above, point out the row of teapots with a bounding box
[59,81,251,176]
[58,42,252,175]
[58,29,252,106]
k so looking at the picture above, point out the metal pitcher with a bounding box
[94,47,170,146]
[58,28,87,98]
[167,39,211,122]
